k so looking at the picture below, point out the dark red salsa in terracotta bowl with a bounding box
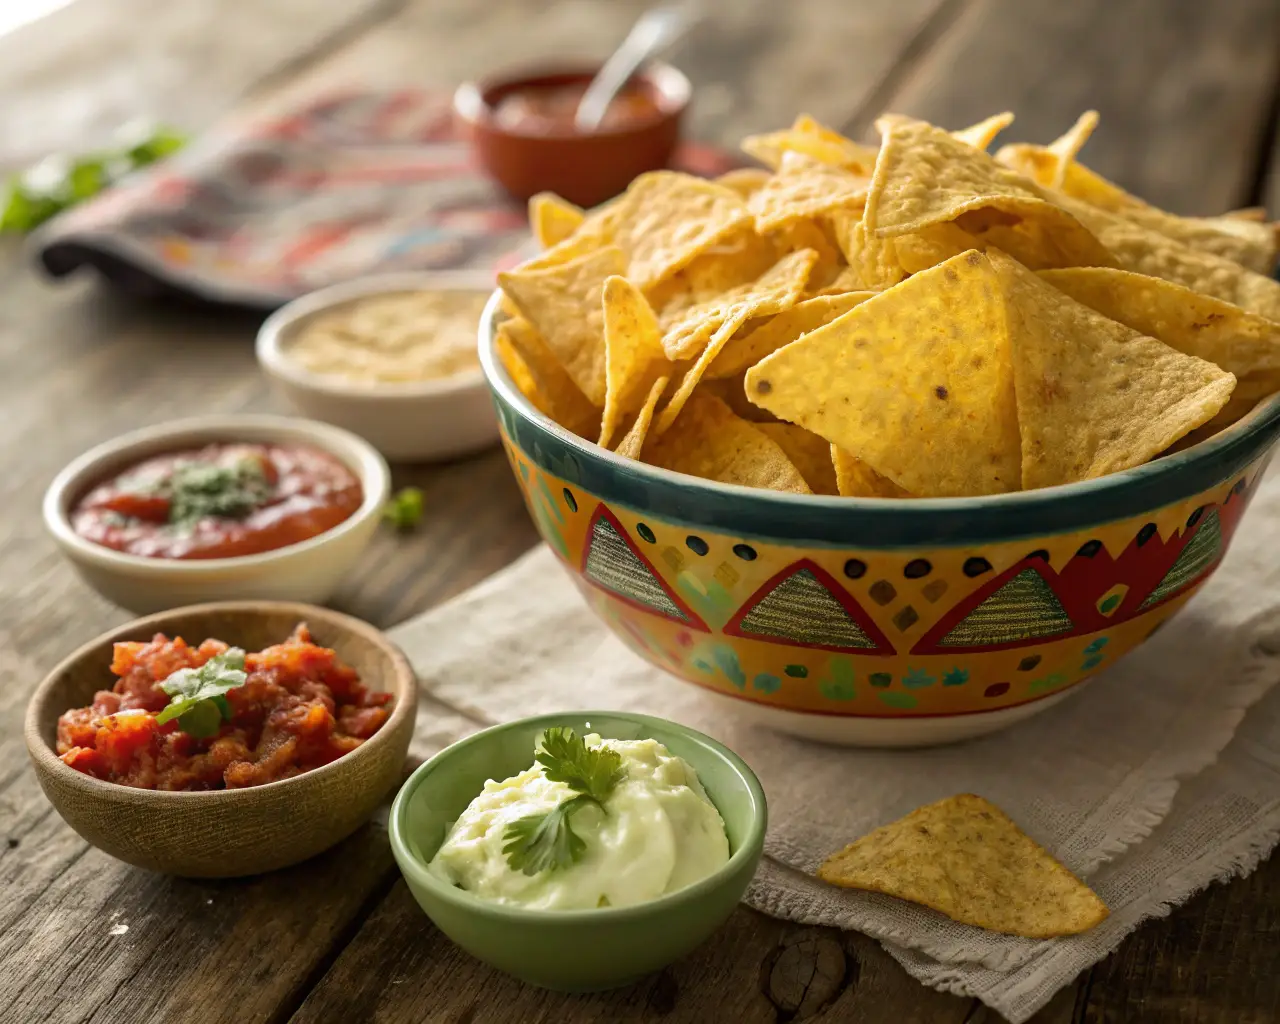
[57,623,391,790]
[72,442,363,560]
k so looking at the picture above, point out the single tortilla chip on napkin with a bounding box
[644,391,811,493]
[1038,267,1280,395]
[495,318,601,440]
[831,445,910,497]
[991,250,1235,488]
[498,246,626,405]
[747,152,871,232]
[609,171,754,291]
[745,250,1022,497]
[707,291,875,380]
[865,114,1115,270]
[600,276,672,449]
[754,423,839,495]
[613,375,669,461]
[817,794,1109,938]
[529,192,585,249]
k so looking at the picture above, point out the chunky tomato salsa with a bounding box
[71,442,362,560]
[56,625,391,790]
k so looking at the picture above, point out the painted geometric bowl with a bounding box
[478,295,1280,747]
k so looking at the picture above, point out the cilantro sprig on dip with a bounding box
[427,729,730,910]
[154,648,247,738]
[503,727,626,875]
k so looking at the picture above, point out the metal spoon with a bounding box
[573,4,699,133]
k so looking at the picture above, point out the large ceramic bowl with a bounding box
[478,293,1280,747]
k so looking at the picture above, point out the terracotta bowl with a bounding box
[454,63,690,208]
[25,602,418,877]
[477,293,1280,748]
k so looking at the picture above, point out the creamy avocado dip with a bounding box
[427,733,730,910]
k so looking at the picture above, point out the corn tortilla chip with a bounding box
[610,172,754,290]
[892,222,981,274]
[810,264,870,296]
[1045,110,1099,190]
[644,391,811,493]
[1054,195,1280,323]
[529,192,585,249]
[832,213,907,290]
[700,374,781,423]
[865,114,1115,269]
[951,111,1015,152]
[496,318,600,439]
[716,167,772,198]
[755,423,839,494]
[599,276,672,449]
[1038,267,1280,392]
[748,152,870,232]
[989,250,1235,488]
[707,292,875,380]
[745,251,1022,496]
[652,250,819,435]
[647,228,779,314]
[742,115,878,175]
[498,246,626,406]
[658,248,819,361]
[831,445,911,497]
[817,794,1109,938]
[999,143,1278,274]
[613,375,669,461]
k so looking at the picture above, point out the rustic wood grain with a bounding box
[1081,853,1280,1024]
[2,0,1280,1022]
[868,0,1280,215]
[0,0,403,169]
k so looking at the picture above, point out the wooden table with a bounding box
[3,1,1280,1021]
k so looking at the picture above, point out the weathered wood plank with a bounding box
[1080,853,1280,1024]
[288,890,979,1024]
[0,0,402,169]
[870,0,1280,214]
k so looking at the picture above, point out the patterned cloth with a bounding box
[30,90,741,307]
[388,461,1280,1022]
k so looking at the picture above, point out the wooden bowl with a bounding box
[454,63,690,208]
[24,602,418,877]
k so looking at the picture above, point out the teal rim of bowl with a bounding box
[478,289,1280,546]
[388,710,768,923]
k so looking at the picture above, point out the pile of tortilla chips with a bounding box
[496,111,1280,498]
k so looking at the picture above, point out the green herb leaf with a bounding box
[166,458,273,525]
[536,727,626,804]
[502,728,627,876]
[383,487,425,531]
[154,648,247,733]
[503,793,592,876]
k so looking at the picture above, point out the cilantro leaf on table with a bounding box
[154,648,247,737]
[383,487,425,531]
[502,728,627,876]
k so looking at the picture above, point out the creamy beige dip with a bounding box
[288,290,488,384]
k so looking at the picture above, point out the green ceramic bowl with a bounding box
[389,711,767,991]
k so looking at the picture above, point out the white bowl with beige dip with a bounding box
[256,273,500,462]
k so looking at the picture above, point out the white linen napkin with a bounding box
[387,464,1280,1022]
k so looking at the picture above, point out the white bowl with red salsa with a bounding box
[43,415,390,614]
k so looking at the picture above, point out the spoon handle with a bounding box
[574,4,698,133]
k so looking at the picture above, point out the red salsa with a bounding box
[56,625,391,790]
[493,81,662,134]
[71,442,362,559]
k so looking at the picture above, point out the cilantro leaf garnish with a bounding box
[383,487,425,531]
[502,728,626,876]
[166,459,272,526]
[154,648,247,738]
